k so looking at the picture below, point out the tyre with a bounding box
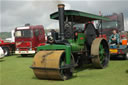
[124,53,128,60]
[21,54,28,57]
[91,38,110,69]
[2,47,10,56]
[0,47,5,58]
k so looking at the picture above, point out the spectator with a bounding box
[109,29,120,44]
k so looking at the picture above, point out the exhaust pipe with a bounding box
[58,4,65,40]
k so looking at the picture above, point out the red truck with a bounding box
[15,24,45,56]
[0,38,15,56]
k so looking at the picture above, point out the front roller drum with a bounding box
[31,50,73,80]
[91,38,110,68]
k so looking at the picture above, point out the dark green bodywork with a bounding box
[50,10,110,23]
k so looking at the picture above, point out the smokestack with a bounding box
[58,4,65,40]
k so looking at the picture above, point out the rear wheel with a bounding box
[91,38,110,68]
[2,47,10,56]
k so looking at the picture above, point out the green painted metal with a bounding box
[50,10,110,23]
[99,45,105,63]
[68,33,85,51]
[37,44,71,64]
[76,33,85,45]
[37,33,85,64]
[69,40,84,51]
[42,10,109,66]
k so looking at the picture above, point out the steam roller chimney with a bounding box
[58,4,65,40]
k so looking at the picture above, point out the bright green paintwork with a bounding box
[37,44,71,64]
[37,33,85,64]
[68,33,85,52]
[37,10,109,65]
[99,45,105,63]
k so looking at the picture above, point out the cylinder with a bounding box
[58,4,65,40]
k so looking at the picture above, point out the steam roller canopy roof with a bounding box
[50,10,110,23]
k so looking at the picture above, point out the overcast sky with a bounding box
[0,0,128,32]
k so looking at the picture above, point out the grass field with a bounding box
[0,55,128,85]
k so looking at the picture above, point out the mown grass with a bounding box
[0,55,128,85]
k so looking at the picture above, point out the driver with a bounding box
[109,29,120,45]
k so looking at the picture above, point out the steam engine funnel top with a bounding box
[58,4,65,8]
[58,4,65,40]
